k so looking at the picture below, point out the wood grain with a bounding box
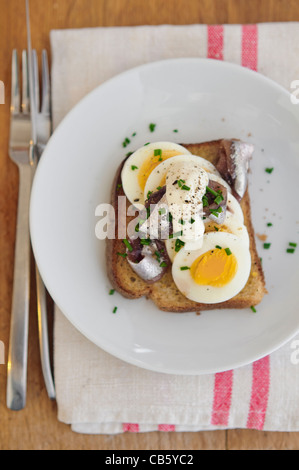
[1,0,299,450]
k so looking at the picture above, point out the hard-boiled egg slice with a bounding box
[121,142,191,205]
[172,232,251,304]
[166,211,249,263]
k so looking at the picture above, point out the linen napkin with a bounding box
[51,23,299,434]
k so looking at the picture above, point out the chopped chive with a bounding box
[265,168,274,174]
[289,242,297,247]
[263,243,271,249]
[154,149,162,157]
[251,306,257,313]
[225,248,232,256]
[287,248,295,253]
[123,239,133,252]
[140,239,151,246]
[179,219,185,225]
[202,195,209,207]
[210,207,223,217]
[160,262,167,268]
[149,123,156,132]
[159,157,163,162]
[267,223,273,227]
[132,132,137,137]
[155,251,161,260]
[122,138,131,148]
[126,152,133,158]
[117,252,127,258]
[169,230,183,239]
[156,186,162,191]
[181,185,191,191]
[214,226,219,232]
[131,165,138,171]
[206,186,219,198]
[117,183,122,191]
[190,218,195,224]
[173,129,179,133]
[109,289,115,296]
[215,245,222,250]
[175,239,185,252]
[214,195,224,205]
[113,307,118,314]
[144,142,150,146]
[180,266,191,271]
[147,190,153,199]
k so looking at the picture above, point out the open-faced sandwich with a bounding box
[106,139,267,313]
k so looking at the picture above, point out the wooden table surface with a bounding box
[1,0,299,451]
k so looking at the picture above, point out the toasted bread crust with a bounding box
[106,140,267,312]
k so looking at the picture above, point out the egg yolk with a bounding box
[190,249,238,287]
[138,150,183,191]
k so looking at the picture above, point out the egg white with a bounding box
[172,232,251,304]
[226,193,244,224]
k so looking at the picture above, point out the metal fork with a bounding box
[7,49,34,410]
[31,50,56,400]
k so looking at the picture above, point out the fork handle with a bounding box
[7,162,32,411]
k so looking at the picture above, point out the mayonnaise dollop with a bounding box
[165,161,209,250]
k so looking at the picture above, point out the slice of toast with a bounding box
[106,140,267,312]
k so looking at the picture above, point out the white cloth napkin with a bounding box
[51,23,299,434]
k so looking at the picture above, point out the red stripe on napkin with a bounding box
[158,424,176,432]
[247,356,270,430]
[242,24,258,71]
[123,423,140,433]
[242,24,271,431]
[211,370,233,426]
[207,25,224,60]
[208,24,234,429]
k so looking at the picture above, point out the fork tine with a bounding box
[41,50,51,116]
[32,49,40,112]
[11,50,20,115]
[21,50,30,114]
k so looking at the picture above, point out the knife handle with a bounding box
[6,163,32,411]
[36,265,56,400]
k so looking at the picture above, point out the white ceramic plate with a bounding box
[30,58,299,375]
